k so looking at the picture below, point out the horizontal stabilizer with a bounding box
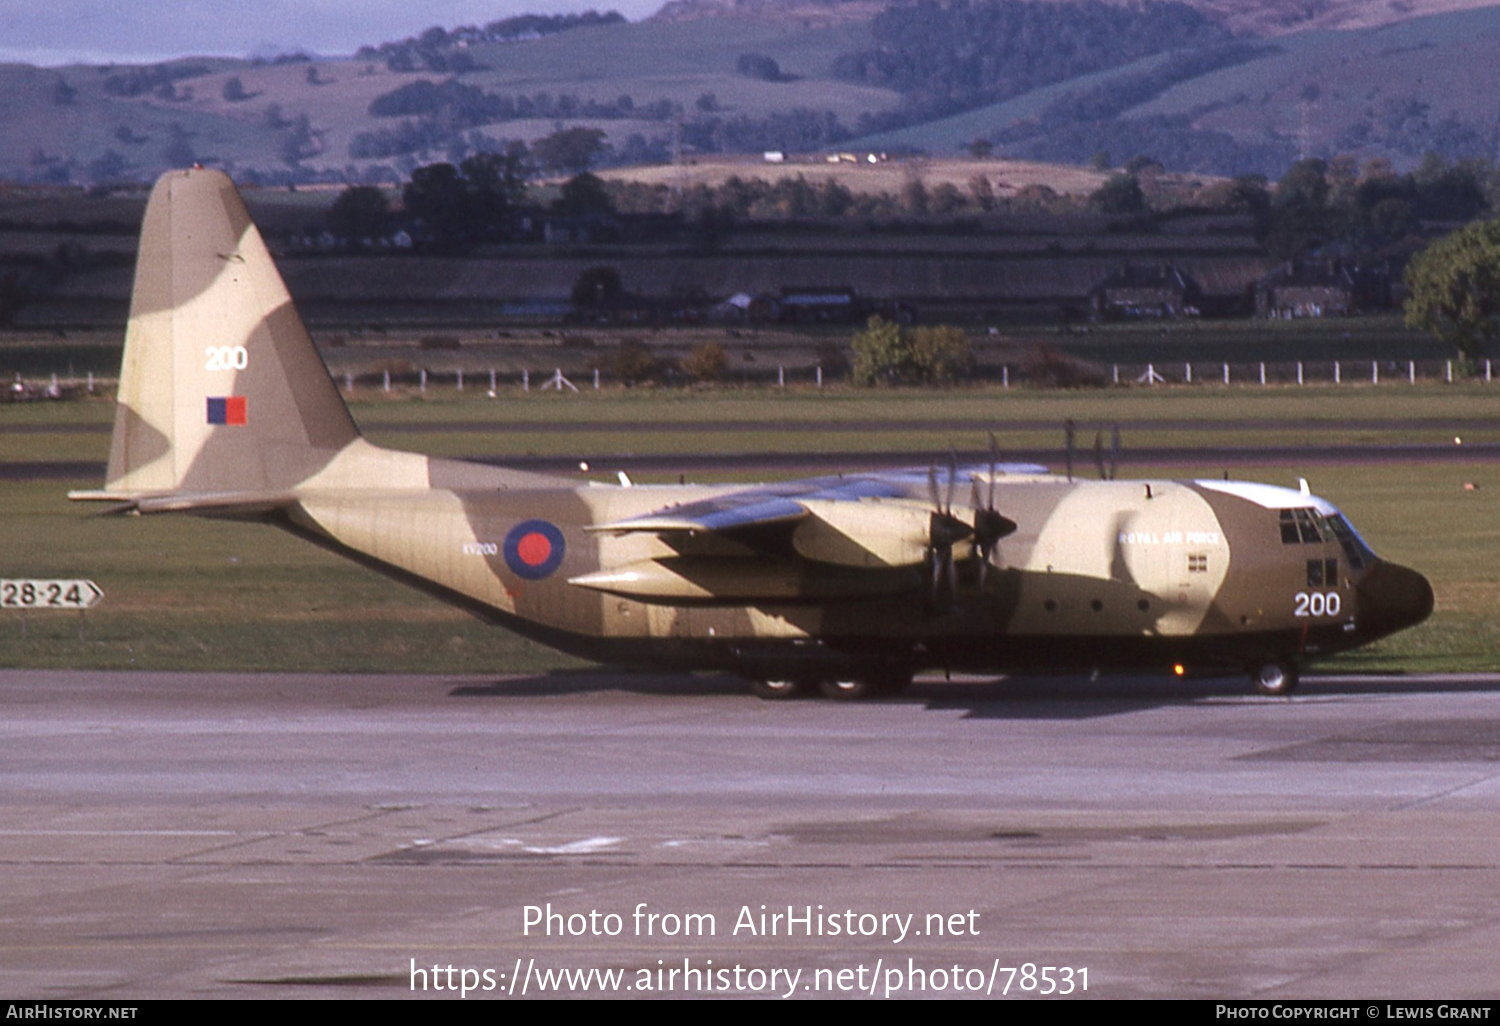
[68,488,297,517]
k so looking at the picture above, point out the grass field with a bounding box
[3,384,1495,678]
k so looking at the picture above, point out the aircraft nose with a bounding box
[1357,560,1434,636]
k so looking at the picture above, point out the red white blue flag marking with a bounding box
[206,396,248,425]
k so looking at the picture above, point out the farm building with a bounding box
[1088,264,1199,320]
[1255,260,1376,318]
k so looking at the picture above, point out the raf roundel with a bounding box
[502,520,567,580]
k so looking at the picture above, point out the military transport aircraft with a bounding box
[70,168,1434,698]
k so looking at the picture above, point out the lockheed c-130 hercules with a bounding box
[71,168,1434,699]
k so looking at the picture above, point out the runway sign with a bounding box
[1,580,103,609]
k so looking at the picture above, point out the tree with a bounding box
[1089,173,1146,215]
[1366,196,1417,245]
[609,339,658,385]
[851,317,973,387]
[968,174,996,212]
[930,182,966,215]
[900,176,929,216]
[735,53,783,82]
[279,113,317,166]
[1276,158,1330,210]
[681,342,728,383]
[461,149,528,235]
[908,325,973,384]
[554,172,614,217]
[327,186,391,247]
[1404,218,1500,363]
[222,76,248,102]
[532,127,607,174]
[403,154,529,249]
[1226,175,1270,216]
[851,315,910,386]
[403,162,472,250]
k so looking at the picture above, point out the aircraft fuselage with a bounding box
[280,469,1433,690]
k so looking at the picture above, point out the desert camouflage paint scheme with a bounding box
[71,169,1433,698]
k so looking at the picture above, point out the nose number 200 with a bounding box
[1294,591,1341,617]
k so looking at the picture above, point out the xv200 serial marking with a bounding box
[71,169,1434,698]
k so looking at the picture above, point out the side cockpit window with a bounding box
[1326,514,1373,571]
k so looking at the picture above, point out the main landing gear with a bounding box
[749,671,914,701]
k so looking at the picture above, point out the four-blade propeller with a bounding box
[925,435,1018,606]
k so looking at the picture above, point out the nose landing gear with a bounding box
[1250,659,1299,697]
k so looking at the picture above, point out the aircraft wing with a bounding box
[573,464,1043,603]
[590,463,1050,538]
[588,472,932,536]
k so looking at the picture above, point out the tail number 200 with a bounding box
[1294,591,1341,617]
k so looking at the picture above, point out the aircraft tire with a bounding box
[1251,660,1299,697]
[819,678,877,700]
[818,671,911,700]
[749,678,807,700]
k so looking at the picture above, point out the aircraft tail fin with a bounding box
[82,167,361,503]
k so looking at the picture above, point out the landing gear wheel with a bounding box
[819,678,875,700]
[749,678,807,700]
[1251,660,1299,697]
[818,672,912,700]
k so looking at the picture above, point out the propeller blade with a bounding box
[1093,431,1106,480]
[1065,419,1075,482]
[987,432,999,511]
[1109,423,1121,481]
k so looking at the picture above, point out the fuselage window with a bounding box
[1306,558,1338,588]
[1188,553,1208,573]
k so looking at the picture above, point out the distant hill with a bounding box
[1153,0,1500,36]
[648,0,1500,35]
[6,0,1500,186]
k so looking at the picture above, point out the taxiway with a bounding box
[3,669,1500,999]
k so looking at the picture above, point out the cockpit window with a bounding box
[1326,514,1373,571]
[1278,507,1374,569]
[1279,510,1300,544]
[1279,508,1331,544]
